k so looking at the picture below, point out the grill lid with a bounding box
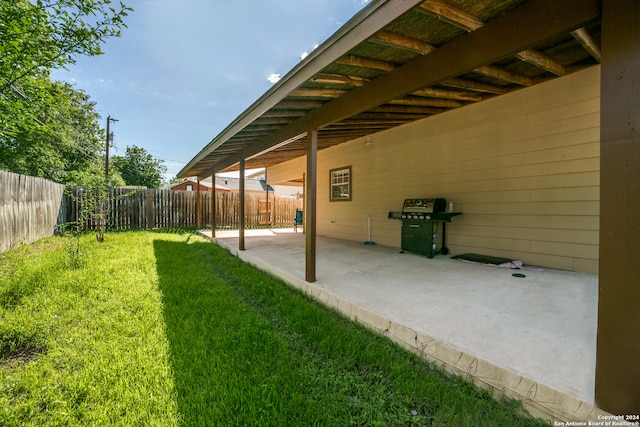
[402,198,446,214]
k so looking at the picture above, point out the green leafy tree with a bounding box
[1,0,131,92]
[169,176,186,185]
[111,145,167,189]
[0,79,124,186]
[0,0,131,186]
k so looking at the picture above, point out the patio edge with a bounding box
[202,232,611,424]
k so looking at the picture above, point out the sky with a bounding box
[51,0,371,180]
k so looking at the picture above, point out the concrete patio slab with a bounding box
[199,228,606,423]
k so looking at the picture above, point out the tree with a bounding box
[169,176,187,185]
[111,145,167,189]
[0,0,131,93]
[0,0,131,186]
[0,78,124,187]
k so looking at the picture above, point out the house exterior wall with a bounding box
[267,66,600,273]
[171,181,212,192]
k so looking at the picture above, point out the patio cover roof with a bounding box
[179,0,602,179]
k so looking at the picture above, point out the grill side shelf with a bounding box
[429,212,463,221]
[388,211,403,220]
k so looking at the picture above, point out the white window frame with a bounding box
[329,166,351,202]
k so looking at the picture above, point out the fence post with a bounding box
[145,189,155,229]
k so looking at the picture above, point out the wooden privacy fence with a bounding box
[0,170,303,254]
[0,170,66,254]
[63,188,303,231]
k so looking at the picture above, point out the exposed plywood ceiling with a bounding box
[179,0,601,178]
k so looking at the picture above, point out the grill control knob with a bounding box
[419,215,424,220]
[401,214,406,219]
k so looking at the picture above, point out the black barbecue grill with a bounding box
[389,198,462,258]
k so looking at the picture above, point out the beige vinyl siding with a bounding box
[267,66,600,273]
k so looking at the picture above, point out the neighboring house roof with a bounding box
[170,179,229,191]
[172,177,300,197]
[178,0,601,178]
[211,177,274,192]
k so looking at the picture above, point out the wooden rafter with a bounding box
[337,114,417,123]
[243,125,284,132]
[236,128,275,135]
[413,87,482,102]
[289,88,348,98]
[420,0,567,76]
[333,4,541,110]
[212,0,600,173]
[183,0,602,178]
[370,30,435,55]
[335,54,515,96]
[440,78,508,94]
[371,105,446,114]
[388,97,462,108]
[474,65,535,86]
[271,100,325,109]
[311,73,368,86]
[335,54,396,71]
[260,110,307,118]
[251,117,293,125]
[419,0,483,30]
[571,27,602,63]
[515,50,567,76]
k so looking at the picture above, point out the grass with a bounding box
[0,230,550,426]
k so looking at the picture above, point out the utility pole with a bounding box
[105,115,118,179]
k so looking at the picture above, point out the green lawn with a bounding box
[0,230,550,426]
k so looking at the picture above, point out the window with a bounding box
[186,184,193,191]
[330,166,351,201]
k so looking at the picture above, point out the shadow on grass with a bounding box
[153,235,549,426]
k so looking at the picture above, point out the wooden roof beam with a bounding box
[289,88,349,98]
[419,0,482,30]
[440,78,508,94]
[420,0,567,76]
[370,30,435,55]
[515,49,567,76]
[320,127,397,135]
[333,115,417,123]
[474,65,536,86]
[335,54,396,71]
[243,125,284,132]
[311,73,369,86]
[372,104,446,114]
[271,100,325,109]
[251,117,293,125]
[388,97,462,108]
[214,0,600,173]
[260,110,308,118]
[413,87,482,101]
[571,27,602,63]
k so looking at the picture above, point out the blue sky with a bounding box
[52,0,370,180]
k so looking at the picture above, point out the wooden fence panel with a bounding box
[0,170,66,254]
[2,175,304,253]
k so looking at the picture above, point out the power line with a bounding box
[2,85,145,180]
[3,81,174,182]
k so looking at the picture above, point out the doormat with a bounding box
[451,253,521,268]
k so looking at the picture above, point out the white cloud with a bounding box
[267,73,281,84]
[300,44,319,61]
